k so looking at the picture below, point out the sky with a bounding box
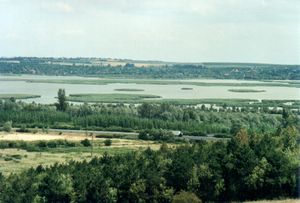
[0,0,299,64]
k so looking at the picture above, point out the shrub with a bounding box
[4,157,13,161]
[11,154,22,160]
[3,121,12,132]
[16,125,30,133]
[65,141,76,147]
[8,142,16,148]
[47,141,58,148]
[37,141,47,148]
[104,139,112,146]
[81,139,91,147]
[32,127,38,134]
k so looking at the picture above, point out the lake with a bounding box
[0,75,299,104]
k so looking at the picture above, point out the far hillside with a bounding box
[0,57,299,80]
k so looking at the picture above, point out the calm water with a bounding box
[0,75,299,104]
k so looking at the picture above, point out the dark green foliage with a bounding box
[0,140,79,152]
[80,139,91,147]
[0,100,291,136]
[16,124,30,133]
[104,139,112,146]
[55,89,68,112]
[139,129,175,141]
[0,129,298,202]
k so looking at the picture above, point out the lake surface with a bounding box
[0,75,299,104]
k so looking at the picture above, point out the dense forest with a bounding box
[0,124,298,202]
[0,57,299,80]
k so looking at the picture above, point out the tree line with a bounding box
[1,58,299,80]
[0,98,292,136]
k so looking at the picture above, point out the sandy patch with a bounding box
[0,132,90,141]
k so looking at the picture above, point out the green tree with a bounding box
[55,89,68,111]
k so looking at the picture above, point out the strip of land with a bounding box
[0,94,40,99]
[228,89,266,93]
[2,77,300,88]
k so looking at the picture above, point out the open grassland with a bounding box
[0,147,134,175]
[0,132,162,175]
[0,94,40,99]
[228,89,266,93]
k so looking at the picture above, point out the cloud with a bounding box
[43,2,73,13]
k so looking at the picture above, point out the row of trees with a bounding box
[0,124,298,202]
[0,98,288,135]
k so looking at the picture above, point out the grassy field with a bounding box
[0,131,162,175]
[0,147,134,175]
[228,89,266,93]
[0,94,41,99]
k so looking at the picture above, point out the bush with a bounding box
[11,154,22,160]
[81,139,91,147]
[4,157,13,161]
[95,134,123,139]
[47,141,58,148]
[37,141,47,148]
[32,127,38,134]
[138,129,175,141]
[104,139,112,146]
[65,141,76,147]
[8,142,16,148]
[214,134,231,138]
[3,121,12,132]
[185,131,207,137]
[16,125,30,133]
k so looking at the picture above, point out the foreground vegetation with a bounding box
[0,125,298,202]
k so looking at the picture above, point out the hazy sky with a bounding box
[0,0,299,64]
